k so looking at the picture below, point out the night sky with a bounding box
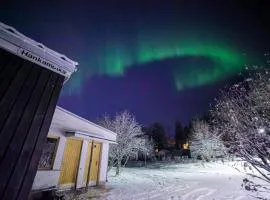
[1,1,270,135]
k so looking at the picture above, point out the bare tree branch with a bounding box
[211,68,270,191]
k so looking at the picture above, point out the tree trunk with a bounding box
[144,151,147,166]
[123,155,130,167]
[116,159,121,175]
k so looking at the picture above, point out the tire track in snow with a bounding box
[234,196,247,200]
[220,195,247,200]
[125,172,191,200]
[124,183,189,200]
[146,184,190,200]
[122,178,192,200]
[181,187,216,200]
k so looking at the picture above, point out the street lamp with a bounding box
[258,128,265,134]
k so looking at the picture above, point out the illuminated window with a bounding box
[38,137,58,170]
[183,143,189,150]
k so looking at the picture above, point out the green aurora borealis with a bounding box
[104,40,248,90]
[68,33,253,93]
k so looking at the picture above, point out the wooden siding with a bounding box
[0,48,64,200]
[89,142,101,185]
[58,138,82,185]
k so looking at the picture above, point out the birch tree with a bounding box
[190,119,226,161]
[98,111,153,175]
[211,68,270,189]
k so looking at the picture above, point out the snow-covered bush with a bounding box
[190,119,226,162]
[211,68,270,192]
[98,111,153,175]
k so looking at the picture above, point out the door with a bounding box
[58,138,82,186]
[89,142,101,186]
[84,142,101,186]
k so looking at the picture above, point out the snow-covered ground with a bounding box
[67,161,269,200]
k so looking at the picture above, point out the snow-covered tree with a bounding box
[190,119,226,161]
[98,111,153,175]
[211,68,270,186]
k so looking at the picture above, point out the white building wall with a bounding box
[53,135,66,170]
[32,170,60,190]
[99,143,109,184]
[76,140,88,188]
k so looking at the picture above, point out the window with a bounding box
[38,137,58,170]
[183,143,189,150]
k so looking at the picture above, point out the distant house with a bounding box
[32,106,117,191]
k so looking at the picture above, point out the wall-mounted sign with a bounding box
[18,48,68,76]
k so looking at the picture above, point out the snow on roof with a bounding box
[50,106,117,143]
[0,22,78,80]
